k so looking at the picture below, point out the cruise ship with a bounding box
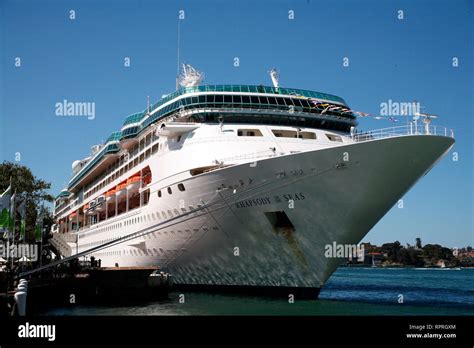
[51,65,455,297]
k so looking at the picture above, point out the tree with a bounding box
[416,237,422,249]
[422,244,455,262]
[381,241,402,262]
[0,161,54,241]
[399,248,424,266]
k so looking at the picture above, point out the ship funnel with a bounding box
[269,68,280,89]
[178,63,204,88]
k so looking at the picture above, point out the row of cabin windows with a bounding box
[237,128,342,142]
[157,183,186,198]
[177,94,342,112]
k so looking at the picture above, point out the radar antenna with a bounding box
[178,63,204,88]
[414,111,438,135]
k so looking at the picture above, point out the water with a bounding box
[41,267,474,316]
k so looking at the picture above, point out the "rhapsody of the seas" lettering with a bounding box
[235,192,306,209]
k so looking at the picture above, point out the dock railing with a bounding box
[350,124,454,143]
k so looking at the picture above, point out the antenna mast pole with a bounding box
[176,15,181,90]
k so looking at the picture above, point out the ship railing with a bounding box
[350,124,454,143]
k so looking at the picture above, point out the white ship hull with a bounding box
[67,132,453,291]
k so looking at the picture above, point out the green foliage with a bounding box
[422,244,455,261]
[0,161,54,241]
[380,241,402,262]
[399,248,424,266]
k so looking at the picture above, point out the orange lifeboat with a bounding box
[127,173,141,192]
[106,187,117,202]
[116,181,127,199]
[69,211,77,219]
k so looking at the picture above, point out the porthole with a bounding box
[167,187,172,194]
[178,183,185,192]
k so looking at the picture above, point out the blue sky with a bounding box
[0,0,472,247]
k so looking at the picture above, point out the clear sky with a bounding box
[0,0,472,247]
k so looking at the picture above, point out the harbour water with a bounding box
[40,267,474,316]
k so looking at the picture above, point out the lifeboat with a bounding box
[116,181,128,199]
[106,188,117,203]
[127,173,141,192]
[69,211,77,220]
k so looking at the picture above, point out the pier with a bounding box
[0,264,171,316]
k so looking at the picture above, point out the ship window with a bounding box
[326,134,343,142]
[292,99,303,107]
[158,190,161,197]
[242,96,250,104]
[300,99,311,108]
[178,183,185,192]
[271,129,316,139]
[167,187,172,194]
[237,129,263,137]
[233,95,242,103]
[206,95,214,103]
[267,97,277,105]
[250,96,259,104]
[215,95,223,103]
[259,96,269,104]
[199,95,206,103]
[224,95,232,103]
[276,98,285,105]
[192,97,198,104]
